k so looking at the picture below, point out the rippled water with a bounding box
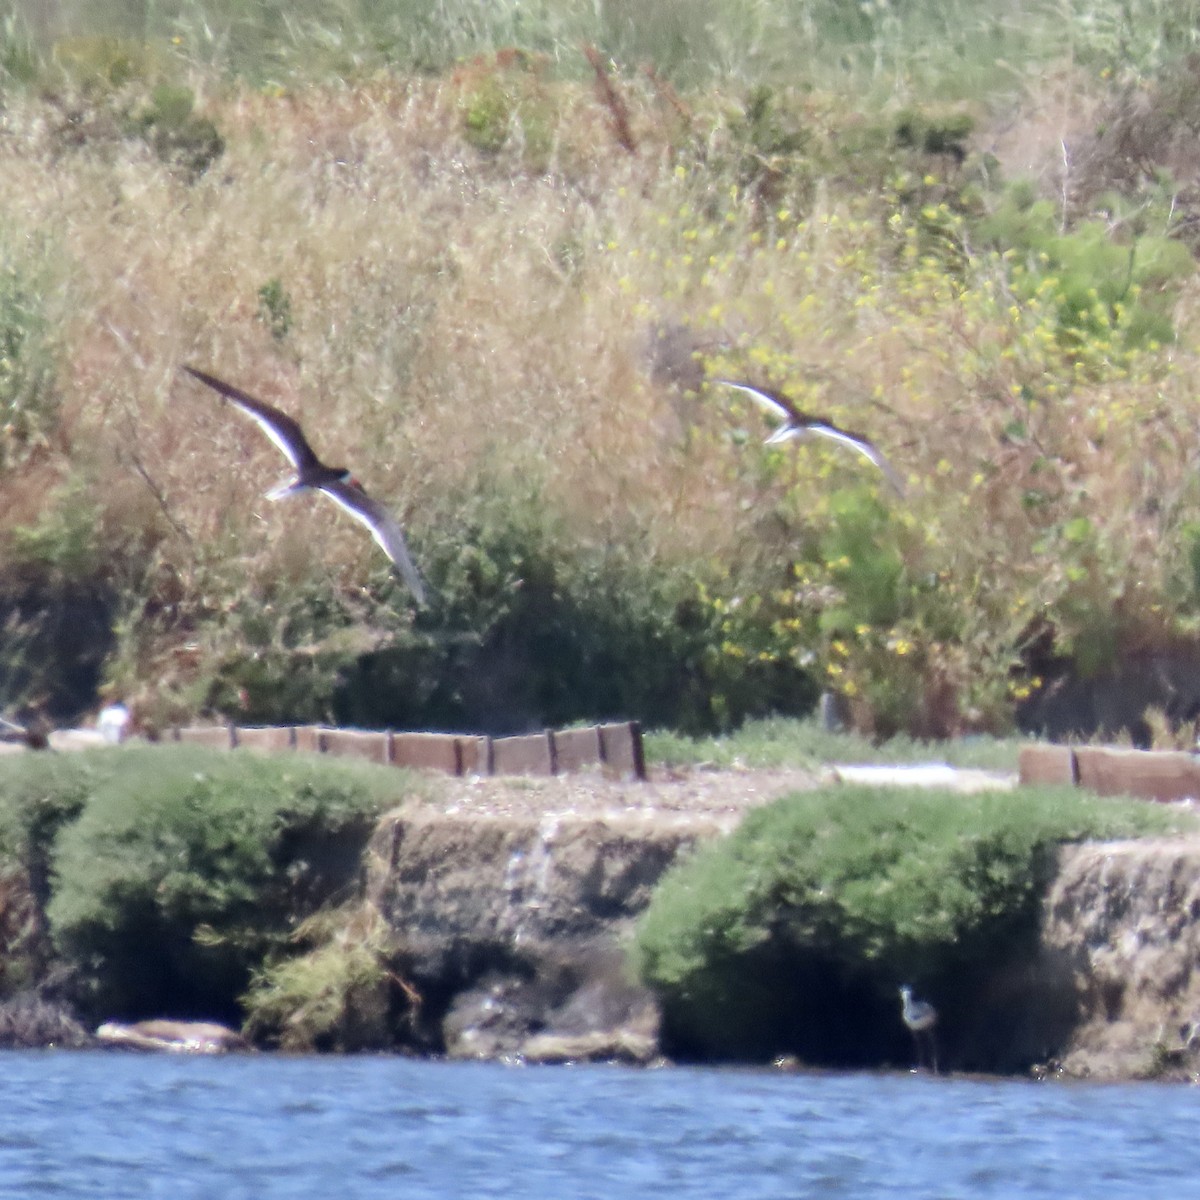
[2,1051,1197,1198]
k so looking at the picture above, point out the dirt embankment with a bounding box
[367,765,821,1063]
[6,757,1197,1076]
[371,766,1200,1078]
[1042,838,1200,1081]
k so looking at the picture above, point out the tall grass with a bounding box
[9,1,1200,90]
[1,2,1200,735]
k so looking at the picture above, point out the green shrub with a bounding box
[362,527,814,736]
[242,902,401,1052]
[256,277,293,341]
[457,50,559,166]
[978,190,1192,352]
[0,13,39,86]
[632,783,1193,1066]
[46,745,409,1022]
[0,751,117,995]
[187,502,816,736]
[129,84,224,179]
[644,714,1024,772]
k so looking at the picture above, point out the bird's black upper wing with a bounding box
[183,365,322,471]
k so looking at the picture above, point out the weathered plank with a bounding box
[392,732,462,775]
[1018,744,1077,787]
[319,728,393,764]
[491,732,555,776]
[598,721,646,780]
[293,726,325,754]
[550,726,604,774]
[169,718,648,781]
[173,725,234,750]
[1074,746,1200,803]
[233,726,296,753]
[457,735,492,776]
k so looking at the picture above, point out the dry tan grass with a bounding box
[4,56,1200,732]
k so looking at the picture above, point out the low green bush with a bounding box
[241,902,401,1053]
[632,783,1193,1066]
[44,744,409,1023]
[644,714,1024,771]
[0,750,104,992]
[0,749,99,865]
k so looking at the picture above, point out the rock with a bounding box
[368,804,724,1062]
[438,943,661,1064]
[0,994,92,1049]
[95,1019,248,1054]
[826,763,1017,791]
[369,807,729,951]
[521,1028,660,1066]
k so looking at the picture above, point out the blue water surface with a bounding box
[1,1051,1197,1199]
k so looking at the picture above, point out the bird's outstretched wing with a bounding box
[319,478,429,605]
[183,365,321,471]
[803,422,906,495]
[713,379,798,426]
[713,378,905,495]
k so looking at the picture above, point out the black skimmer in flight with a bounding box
[183,365,428,604]
[713,379,905,495]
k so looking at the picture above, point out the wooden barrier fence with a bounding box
[1019,744,1200,803]
[171,720,646,781]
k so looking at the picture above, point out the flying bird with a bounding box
[713,379,905,495]
[182,365,428,604]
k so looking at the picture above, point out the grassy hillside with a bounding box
[3,1,1200,739]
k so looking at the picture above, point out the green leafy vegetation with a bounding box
[632,783,1194,1065]
[25,745,411,1022]
[644,715,1025,772]
[241,902,404,1052]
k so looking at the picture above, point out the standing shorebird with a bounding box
[899,985,939,1074]
[183,366,428,605]
[712,379,905,495]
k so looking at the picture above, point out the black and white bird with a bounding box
[713,379,904,495]
[183,365,428,605]
[899,985,939,1074]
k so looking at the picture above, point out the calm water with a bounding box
[1,1052,1197,1199]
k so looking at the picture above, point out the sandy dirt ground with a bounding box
[415,762,1018,822]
